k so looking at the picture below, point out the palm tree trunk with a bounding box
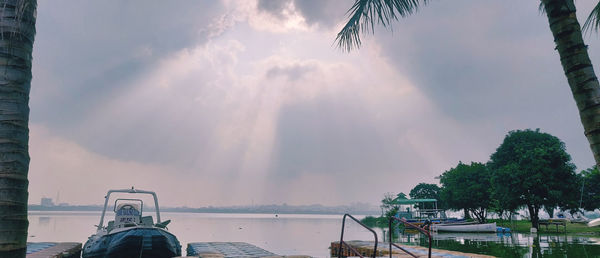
[543,0,600,167]
[0,0,36,257]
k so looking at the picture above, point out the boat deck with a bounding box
[26,242,81,258]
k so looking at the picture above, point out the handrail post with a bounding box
[338,214,346,258]
[427,228,431,258]
[388,218,393,258]
[338,214,378,258]
[388,217,432,258]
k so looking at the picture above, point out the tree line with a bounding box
[385,129,600,229]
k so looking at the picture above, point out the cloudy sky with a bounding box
[28,0,600,207]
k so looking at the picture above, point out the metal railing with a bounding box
[338,214,378,258]
[388,217,432,258]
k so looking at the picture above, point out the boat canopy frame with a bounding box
[97,187,162,230]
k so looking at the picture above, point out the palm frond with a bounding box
[583,1,600,34]
[335,0,428,52]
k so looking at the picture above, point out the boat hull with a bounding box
[588,218,600,227]
[433,222,497,233]
[83,227,181,258]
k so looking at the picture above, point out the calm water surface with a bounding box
[28,211,600,257]
[392,229,600,257]
[28,211,373,257]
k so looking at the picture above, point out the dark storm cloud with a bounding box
[256,0,349,28]
[257,0,291,18]
[31,1,228,165]
[376,1,556,121]
[292,0,348,28]
[31,1,226,128]
[373,0,597,168]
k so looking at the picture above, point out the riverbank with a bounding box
[491,219,600,235]
[361,216,600,235]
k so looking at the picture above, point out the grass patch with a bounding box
[489,219,600,235]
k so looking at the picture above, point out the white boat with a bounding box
[432,222,497,232]
[556,211,590,223]
[433,232,501,241]
[588,218,600,227]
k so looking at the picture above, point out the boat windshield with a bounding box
[114,203,142,228]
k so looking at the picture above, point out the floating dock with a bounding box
[186,242,310,258]
[26,242,81,258]
[23,240,490,257]
[331,241,494,258]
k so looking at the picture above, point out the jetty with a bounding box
[331,240,493,258]
[185,242,310,258]
[335,214,493,258]
[26,242,81,258]
[23,240,492,257]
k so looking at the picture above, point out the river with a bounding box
[28,211,600,257]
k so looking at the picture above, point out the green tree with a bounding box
[489,129,579,229]
[489,163,522,221]
[439,162,492,223]
[580,166,600,211]
[409,183,443,210]
[335,0,600,170]
[380,192,405,218]
[379,192,408,229]
[0,1,36,257]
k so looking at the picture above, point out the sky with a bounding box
[28,0,600,207]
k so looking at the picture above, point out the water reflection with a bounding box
[393,231,600,258]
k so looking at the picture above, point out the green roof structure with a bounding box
[393,198,437,204]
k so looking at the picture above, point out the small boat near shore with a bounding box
[588,218,600,227]
[433,232,502,241]
[432,222,497,233]
[82,188,181,258]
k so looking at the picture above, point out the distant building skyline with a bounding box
[40,197,53,207]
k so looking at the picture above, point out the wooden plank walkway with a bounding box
[23,240,490,257]
[331,241,494,258]
[26,242,81,258]
[186,242,311,258]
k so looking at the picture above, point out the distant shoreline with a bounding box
[28,204,380,215]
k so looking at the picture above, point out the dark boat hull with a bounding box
[83,227,181,258]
